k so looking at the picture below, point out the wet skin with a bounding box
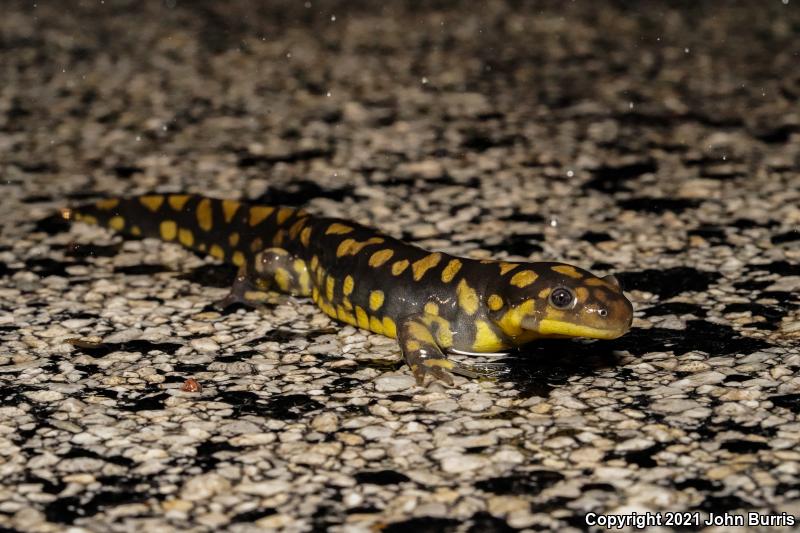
[65,194,634,384]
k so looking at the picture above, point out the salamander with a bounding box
[63,194,634,384]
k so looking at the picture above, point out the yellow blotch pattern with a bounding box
[552,264,583,278]
[412,252,442,281]
[159,220,177,241]
[369,316,384,334]
[499,262,519,275]
[276,207,294,225]
[456,279,479,315]
[343,275,355,296]
[440,259,462,283]
[209,244,225,260]
[178,228,194,247]
[424,302,439,315]
[131,226,142,236]
[288,218,306,239]
[488,294,504,311]
[232,251,245,267]
[274,268,291,291]
[336,237,383,258]
[355,306,370,329]
[222,200,240,223]
[228,232,240,247]
[325,223,354,235]
[391,259,409,276]
[326,276,335,301]
[196,198,213,231]
[140,195,164,212]
[249,206,274,226]
[382,317,397,338]
[109,216,125,231]
[510,270,538,288]
[168,194,190,210]
[300,227,312,247]
[96,198,119,210]
[472,320,505,352]
[369,290,384,311]
[368,249,394,268]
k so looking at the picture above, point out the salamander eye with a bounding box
[549,287,575,309]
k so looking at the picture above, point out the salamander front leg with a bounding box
[397,317,455,386]
[212,267,272,311]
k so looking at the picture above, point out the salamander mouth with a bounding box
[535,319,630,340]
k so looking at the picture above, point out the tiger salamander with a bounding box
[64,195,633,384]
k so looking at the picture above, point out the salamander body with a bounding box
[65,195,633,384]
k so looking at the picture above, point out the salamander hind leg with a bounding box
[397,316,455,386]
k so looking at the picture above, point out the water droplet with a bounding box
[421,77,428,84]
[684,47,690,53]
[330,15,336,21]
[566,169,574,178]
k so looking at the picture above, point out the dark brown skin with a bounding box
[66,194,634,384]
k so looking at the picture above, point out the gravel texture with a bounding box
[1,1,800,531]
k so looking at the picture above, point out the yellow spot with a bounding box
[424,302,439,315]
[81,215,98,225]
[473,320,506,352]
[249,206,274,226]
[488,294,504,311]
[249,237,263,253]
[276,207,294,225]
[552,264,583,278]
[575,287,589,302]
[222,200,240,223]
[228,232,239,247]
[406,340,421,351]
[456,279,479,315]
[140,195,164,212]
[96,198,119,210]
[343,275,354,296]
[288,218,307,239]
[441,259,462,283]
[168,194,190,210]
[538,287,552,300]
[300,227,312,247]
[368,249,394,268]
[325,223,354,235]
[232,251,245,267]
[312,287,319,302]
[179,228,194,247]
[336,237,384,258]
[369,316,384,335]
[274,268,291,291]
[343,298,353,311]
[272,229,285,247]
[510,270,538,288]
[412,253,442,281]
[310,255,319,271]
[131,226,141,236]
[391,259,409,276]
[499,262,519,275]
[197,243,206,252]
[196,198,213,231]
[295,260,310,295]
[406,321,436,345]
[497,299,537,341]
[382,317,397,338]
[159,220,177,241]
[423,358,454,370]
[369,290,384,311]
[209,244,225,260]
[326,276,335,301]
[337,305,357,326]
[355,306,369,330]
[109,216,125,231]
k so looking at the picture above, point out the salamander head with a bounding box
[489,262,633,345]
